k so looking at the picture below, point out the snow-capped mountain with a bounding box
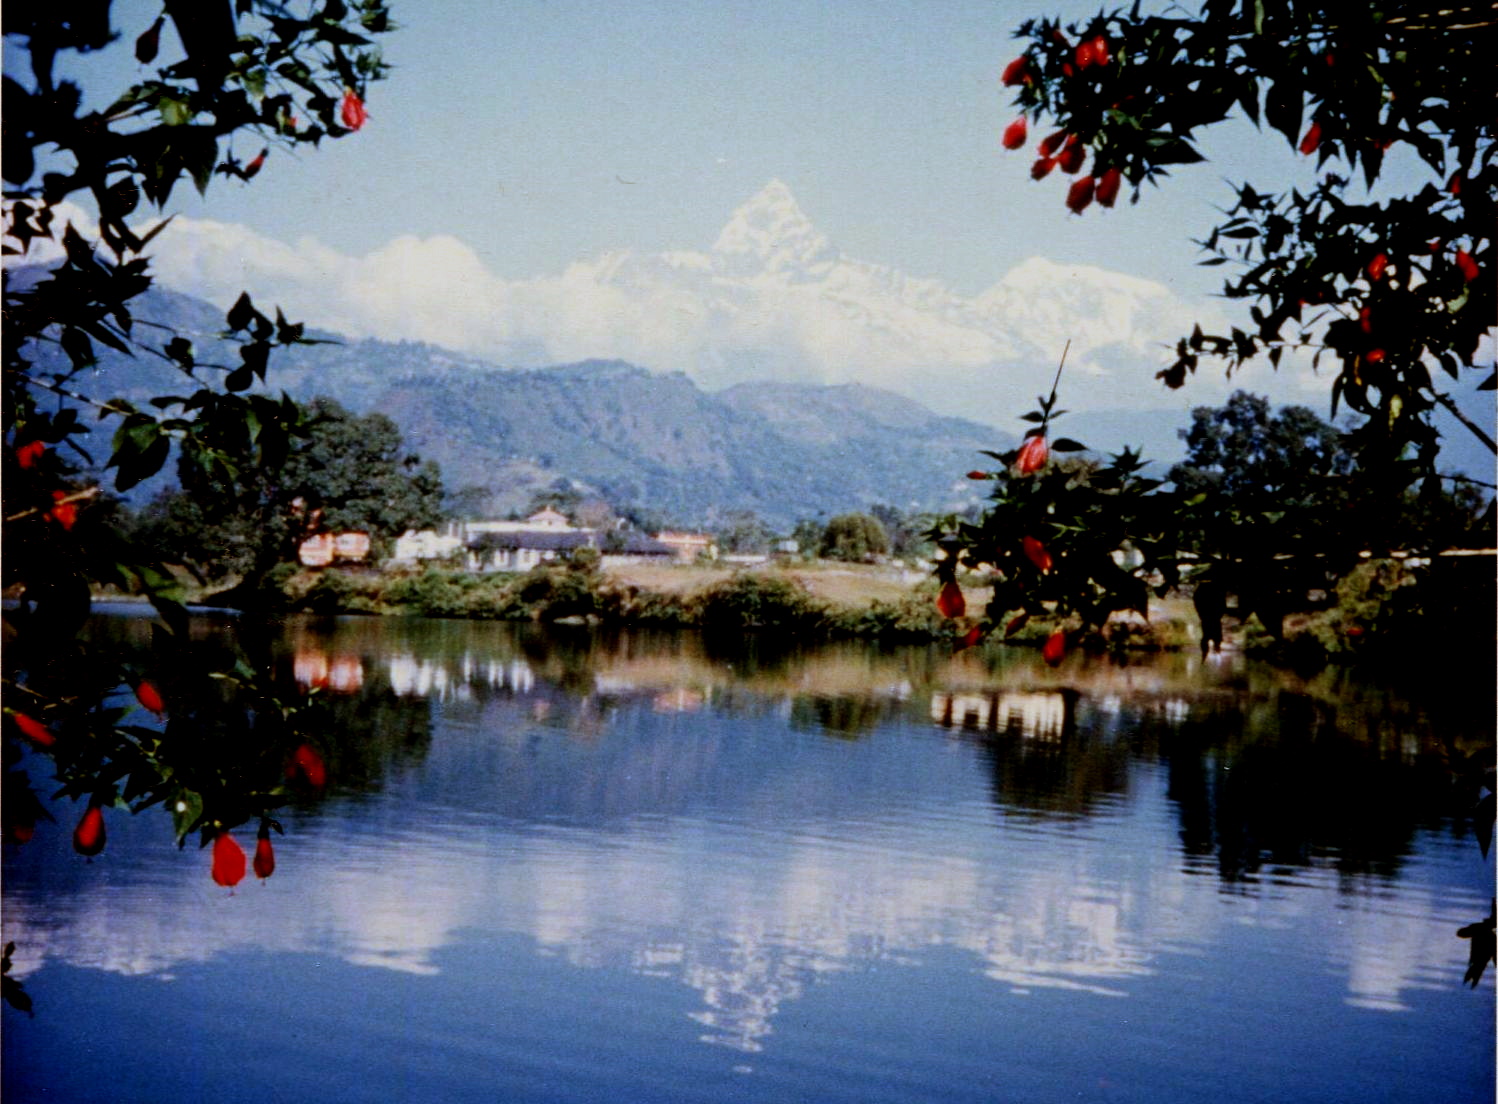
[133,178,1232,423]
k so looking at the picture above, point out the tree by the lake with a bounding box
[4,2,395,870]
[998,0,1494,490]
[819,512,891,563]
[136,396,445,582]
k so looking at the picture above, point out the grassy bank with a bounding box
[170,554,1485,668]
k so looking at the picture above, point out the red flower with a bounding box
[287,743,328,791]
[955,625,985,651]
[1057,137,1086,174]
[1095,166,1122,207]
[244,148,268,178]
[1455,249,1479,283]
[1298,120,1322,155]
[1066,175,1095,214]
[212,831,247,888]
[136,680,165,715]
[1074,38,1097,69]
[1359,306,1373,333]
[1004,612,1030,636]
[1030,157,1056,180]
[1042,631,1067,666]
[1001,56,1030,86]
[1015,434,1048,474]
[73,805,106,857]
[135,15,163,63]
[1038,131,1067,157]
[12,713,55,748]
[340,89,368,131]
[936,580,966,619]
[15,440,45,469]
[254,827,276,880]
[1366,253,1388,282]
[1366,348,1386,364]
[967,470,989,480]
[1022,536,1053,573]
[1091,35,1110,68]
[1002,117,1028,150]
[1449,172,1462,195]
[46,491,77,530]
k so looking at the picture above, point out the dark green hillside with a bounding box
[18,274,1013,527]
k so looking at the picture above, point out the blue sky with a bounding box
[53,0,1324,297]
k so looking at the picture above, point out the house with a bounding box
[391,524,465,564]
[653,531,717,563]
[465,528,678,572]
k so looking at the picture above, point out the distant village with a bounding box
[298,506,729,572]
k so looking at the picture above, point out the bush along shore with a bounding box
[188,553,1488,668]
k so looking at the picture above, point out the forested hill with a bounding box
[28,278,1012,527]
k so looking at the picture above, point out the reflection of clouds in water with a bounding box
[5,771,1480,1056]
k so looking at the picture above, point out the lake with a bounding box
[4,610,1493,1103]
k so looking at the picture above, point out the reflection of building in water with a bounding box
[293,650,364,694]
[931,690,1070,742]
[387,654,534,699]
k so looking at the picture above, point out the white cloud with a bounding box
[17,184,1329,422]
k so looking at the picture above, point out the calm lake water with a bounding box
[4,610,1494,1103]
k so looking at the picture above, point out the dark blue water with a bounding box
[4,614,1493,1103]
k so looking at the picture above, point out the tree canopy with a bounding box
[998,0,1494,490]
[819,513,891,563]
[4,1,395,873]
[138,396,444,582]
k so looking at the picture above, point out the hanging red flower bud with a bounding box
[1031,157,1056,180]
[46,491,77,530]
[955,625,985,651]
[136,15,164,63]
[12,713,55,748]
[1039,131,1068,157]
[287,743,328,791]
[1042,631,1067,666]
[73,805,106,857]
[1002,118,1028,150]
[1095,166,1122,207]
[340,89,368,131]
[1001,56,1030,86]
[1298,120,1322,155]
[936,580,966,619]
[1074,38,1096,69]
[1015,434,1048,474]
[1366,253,1388,282]
[1066,175,1096,213]
[1448,172,1462,195]
[1455,250,1479,283]
[1091,35,1110,68]
[244,148,268,178]
[212,831,247,888]
[1366,348,1386,364]
[136,680,165,715]
[1057,138,1086,174]
[1005,612,1030,636]
[15,440,45,469]
[967,470,989,480]
[1022,536,1053,573]
[253,826,276,880]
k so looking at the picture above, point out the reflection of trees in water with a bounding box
[928,681,1486,893]
[1161,694,1462,888]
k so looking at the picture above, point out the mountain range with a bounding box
[136,178,1242,430]
[23,279,1018,527]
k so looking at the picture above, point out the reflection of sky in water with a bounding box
[4,621,1493,1102]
